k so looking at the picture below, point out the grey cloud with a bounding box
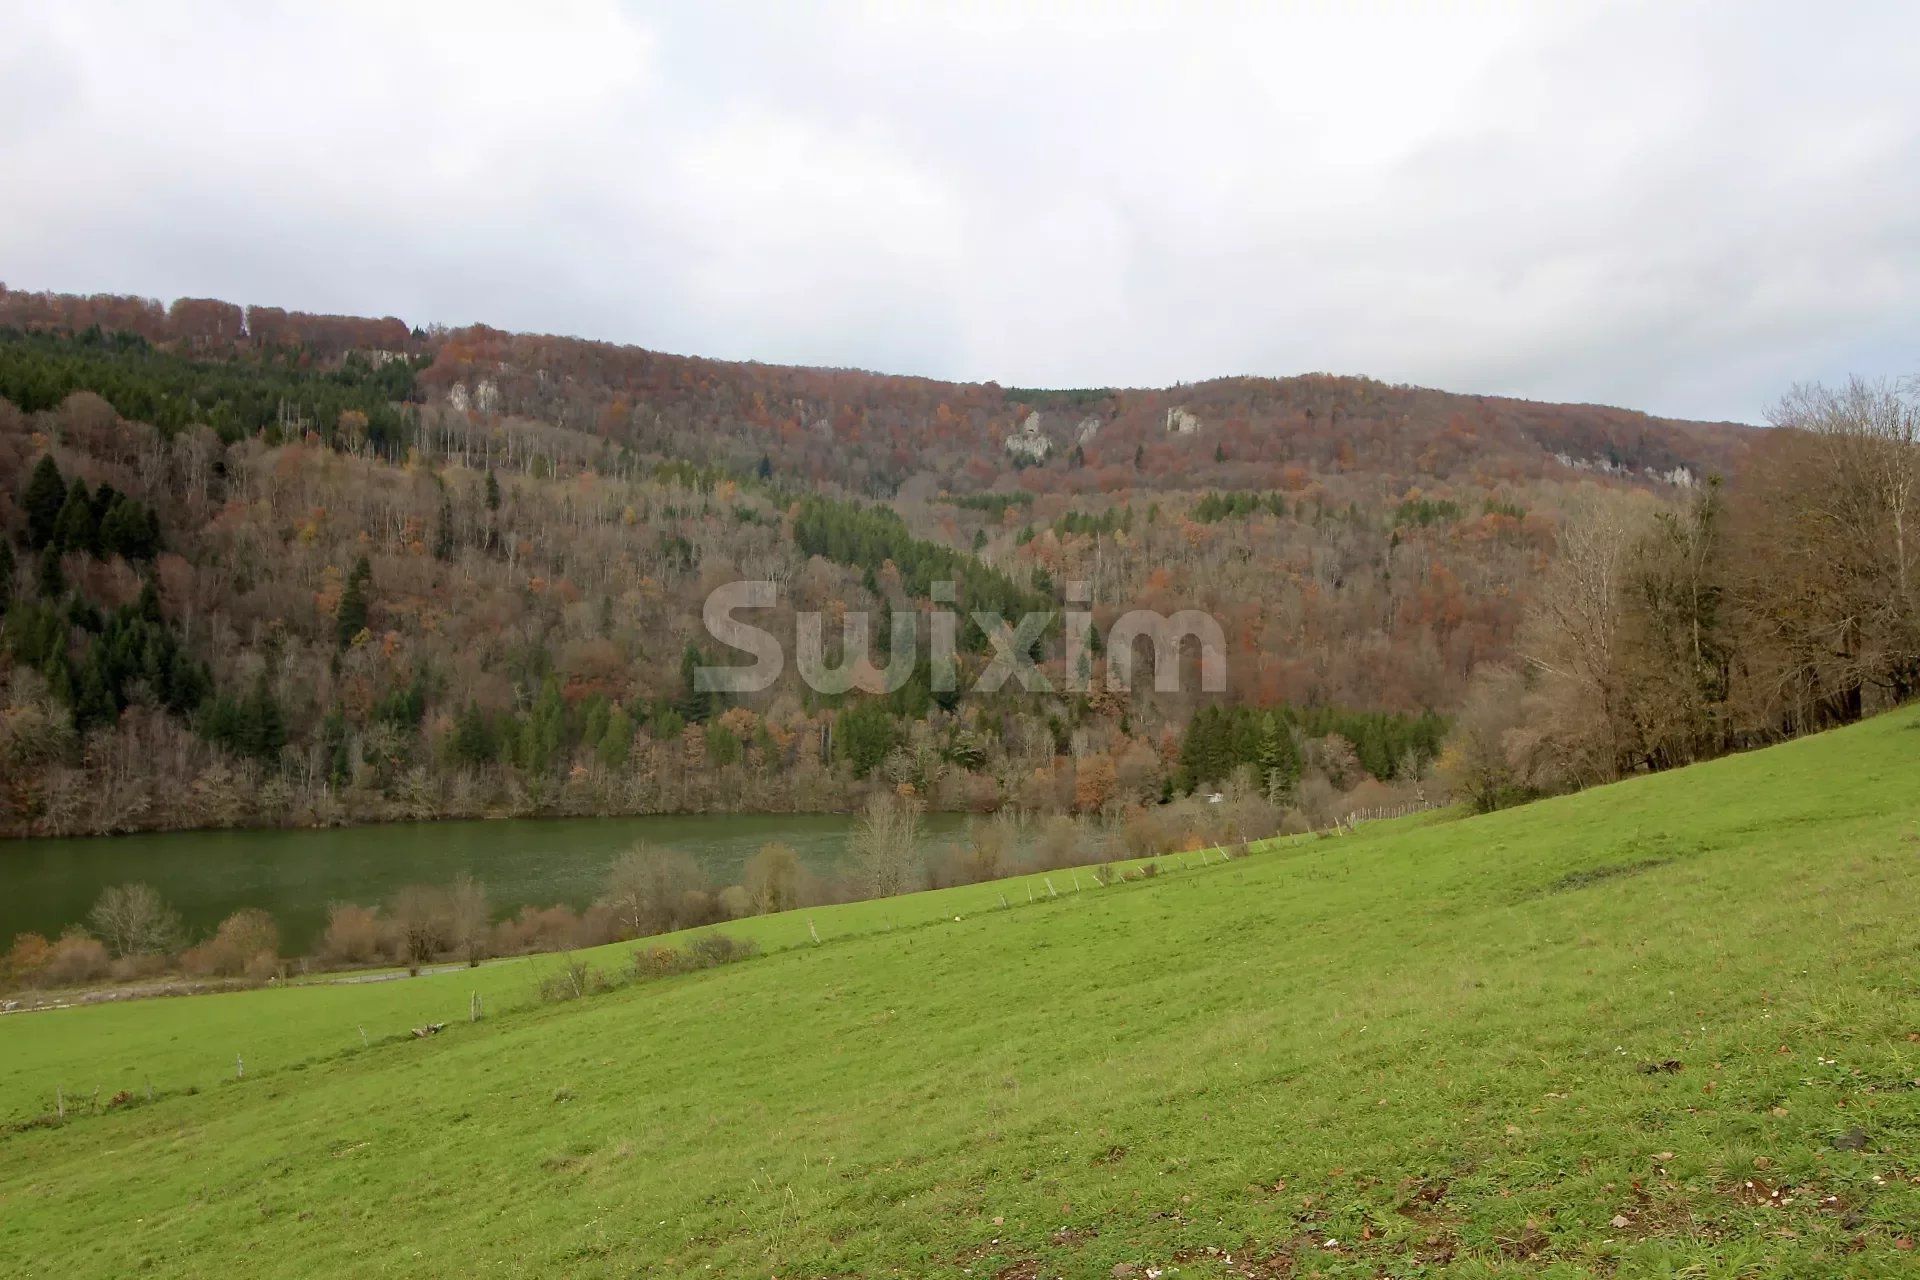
[2,1,1917,422]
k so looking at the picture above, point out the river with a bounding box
[0,813,973,954]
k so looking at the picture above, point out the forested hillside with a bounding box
[0,285,1758,837]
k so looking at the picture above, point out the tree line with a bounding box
[1442,377,1920,809]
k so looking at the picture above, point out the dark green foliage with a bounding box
[484,469,501,512]
[23,455,66,549]
[1393,497,1464,528]
[336,556,371,647]
[320,705,351,784]
[676,644,714,724]
[448,701,498,767]
[53,479,98,555]
[1255,712,1301,799]
[1053,506,1131,537]
[98,496,159,560]
[1175,702,1446,792]
[940,491,1032,517]
[834,697,897,778]
[35,547,63,598]
[374,667,432,729]
[433,498,455,561]
[1001,386,1110,409]
[0,540,13,613]
[790,495,1048,653]
[0,328,422,449]
[200,673,287,764]
[2,587,210,733]
[1192,491,1287,523]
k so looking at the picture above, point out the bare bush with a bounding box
[318,903,383,966]
[601,843,712,938]
[741,841,813,914]
[182,908,279,979]
[1030,814,1084,870]
[446,875,491,967]
[388,884,452,973]
[42,929,111,986]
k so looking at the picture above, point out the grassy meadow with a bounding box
[1,711,1918,1277]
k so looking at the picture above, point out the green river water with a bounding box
[0,813,970,953]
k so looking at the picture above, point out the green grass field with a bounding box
[2,711,1918,1277]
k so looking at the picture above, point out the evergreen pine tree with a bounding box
[596,706,633,769]
[320,706,352,784]
[35,546,64,598]
[52,479,98,554]
[484,469,501,512]
[1255,712,1301,804]
[336,556,371,647]
[242,673,287,763]
[433,497,455,561]
[23,456,65,549]
[677,643,715,724]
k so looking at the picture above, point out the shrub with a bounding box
[109,952,170,982]
[491,904,581,955]
[742,841,812,913]
[42,929,111,986]
[2,932,52,988]
[388,884,453,971]
[182,908,279,979]
[1119,806,1170,859]
[446,875,491,967]
[536,955,597,1003]
[632,932,759,980]
[318,903,383,966]
[1031,815,1084,870]
[684,932,758,968]
[601,843,712,938]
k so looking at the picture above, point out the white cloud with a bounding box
[1,0,1916,422]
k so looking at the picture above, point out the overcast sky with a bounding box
[3,2,1917,424]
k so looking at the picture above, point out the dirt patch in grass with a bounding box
[1543,857,1673,895]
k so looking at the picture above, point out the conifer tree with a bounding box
[336,556,371,647]
[35,546,64,598]
[52,478,98,554]
[23,455,65,549]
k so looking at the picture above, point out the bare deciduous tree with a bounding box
[87,883,183,958]
[849,792,923,898]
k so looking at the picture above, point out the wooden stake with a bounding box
[235,1054,244,1080]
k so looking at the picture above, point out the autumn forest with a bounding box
[0,282,1912,846]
